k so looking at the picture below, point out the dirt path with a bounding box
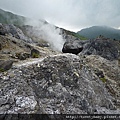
[12,57,45,68]
[12,53,72,68]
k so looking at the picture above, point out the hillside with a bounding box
[0,8,86,41]
[0,8,28,26]
[78,26,120,40]
[60,28,87,40]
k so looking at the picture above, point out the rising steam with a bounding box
[26,19,65,52]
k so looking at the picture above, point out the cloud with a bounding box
[0,0,120,31]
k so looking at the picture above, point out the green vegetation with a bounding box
[59,27,87,40]
[0,68,5,72]
[31,52,39,58]
[100,77,107,83]
[71,32,87,40]
[63,29,87,40]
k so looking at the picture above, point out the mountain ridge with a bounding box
[0,8,86,40]
[0,8,28,26]
[78,26,120,40]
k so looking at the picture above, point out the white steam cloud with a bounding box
[39,24,64,51]
[26,20,65,52]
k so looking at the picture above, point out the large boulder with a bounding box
[0,54,119,114]
[62,40,86,55]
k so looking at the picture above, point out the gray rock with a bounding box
[62,37,120,60]
[85,55,120,108]
[80,38,120,60]
[15,52,30,60]
[62,30,88,55]
[0,23,7,35]
[0,23,32,43]
[0,60,13,72]
[0,43,1,50]
[0,54,119,114]
[62,40,84,55]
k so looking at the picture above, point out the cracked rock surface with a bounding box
[0,54,120,114]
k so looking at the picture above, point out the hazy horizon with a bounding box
[0,0,120,32]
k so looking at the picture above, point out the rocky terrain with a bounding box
[0,10,120,117]
[62,36,120,60]
[0,53,120,115]
[0,23,59,70]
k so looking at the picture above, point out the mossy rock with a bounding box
[31,48,40,58]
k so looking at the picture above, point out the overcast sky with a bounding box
[0,0,120,32]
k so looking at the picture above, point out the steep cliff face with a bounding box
[0,54,120,114]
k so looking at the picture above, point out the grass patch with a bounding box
[31,52,39,58]
[100,77,107,83]
[0,68,5,72]
[71,32,87,40]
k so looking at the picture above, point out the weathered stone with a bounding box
[0,60,13,72]
[15,52,30,60]
[0,54,119,114]
[0,43,2,50]
[80,38,120,60]
[0,23,32,43]
[85,55,120,108]
[62,39,88,55]
[62,37,120,60]
[62,40,83,55]
[0,23,7,35]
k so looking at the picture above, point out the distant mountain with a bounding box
[78,26,120,40]
[0,8,28,26]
